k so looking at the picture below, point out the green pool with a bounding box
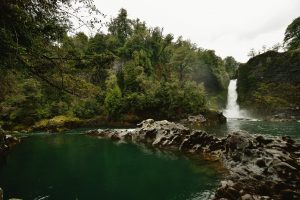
[0,131,222,200]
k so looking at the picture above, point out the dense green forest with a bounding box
[0,1,237,131]
[237,16,300,117]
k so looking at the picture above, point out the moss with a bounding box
[33,115,82,132]
[11,124,29,132]
[120,114,142,123]
[237,50,300,115]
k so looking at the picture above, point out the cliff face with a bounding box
[237,50,300,117]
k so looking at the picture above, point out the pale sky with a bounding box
[91,0,300,62]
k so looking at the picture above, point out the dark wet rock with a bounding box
[0,126,20,155]
[280,189,300,200]
[85,119,300,200]
[255,135,273,145]
[256,158,266,168]
[0,187,2,200]
[217,131,300,200]
[181,110,226,128]
[181,114,207,125]
[282,136,295,144]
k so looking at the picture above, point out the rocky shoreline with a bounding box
[0,126,20,156]
[86,119,300,200]
[1,109,226,134]
[0,128,20,200]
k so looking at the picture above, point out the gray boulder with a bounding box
[86,119,300,200]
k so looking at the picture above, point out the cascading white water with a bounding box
[223,79,245,119]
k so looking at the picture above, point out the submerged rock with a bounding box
[0,187,2,200]
[86,119,300,200]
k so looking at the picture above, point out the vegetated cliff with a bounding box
[237,50,300,118]
[0,7,232,131]
[190,51,231,110]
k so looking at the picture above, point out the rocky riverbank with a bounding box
[0,126,20,155]
[2,109,226,134]
[86,119,300,200]
[180,110,226,128]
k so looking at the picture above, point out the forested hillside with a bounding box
[237,17,300,117]
[0,2,236,130]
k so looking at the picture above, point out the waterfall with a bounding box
[223,79,245,119]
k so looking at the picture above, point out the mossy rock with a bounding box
[33,115,83,132]
[237,50,300,117]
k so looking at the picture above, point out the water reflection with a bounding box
[204,119,300,139]
[0,134,222,200]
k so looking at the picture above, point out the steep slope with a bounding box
[237,50,300,117]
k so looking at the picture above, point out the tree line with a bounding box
[0,1,238,129]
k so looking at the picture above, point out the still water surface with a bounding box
[204,119,300,140]
[1,120,299,199]
[0,131,222,200]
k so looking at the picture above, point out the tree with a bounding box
[247,48,257,58]
[0,0,100,95]
[171,40,197,83]
[224,56,239,79]
[108,8,132,46]
[270,43,282,52]
[284,17,300,50]
[87,33,109,54]
[123,59,145,93]
[104,72,123,118]
[198,50,230,91]
[146,27,174,80]
[262,45,267,53]
[122,19,150,61]
[0,6,235,127]
[89,52,115,88]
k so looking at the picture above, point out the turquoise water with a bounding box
[1,120,299,199]
[204,119,300,139]
[0,131,222,200]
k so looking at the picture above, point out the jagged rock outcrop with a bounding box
[86,119,300,200]
[216,132,300,200]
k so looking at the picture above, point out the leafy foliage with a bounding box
[0,6,233,129]
[224,56,239,79]
[284,17,300,50]
[237,50,300,115]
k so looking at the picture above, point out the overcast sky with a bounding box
[92,0,300,62]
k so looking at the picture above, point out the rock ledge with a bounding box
[86,119,300,200]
